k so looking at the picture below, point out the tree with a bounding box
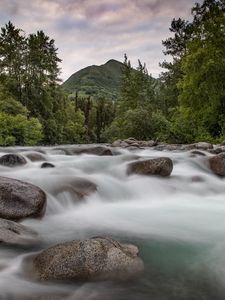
[0,21,26,101]
[178,0,225,139]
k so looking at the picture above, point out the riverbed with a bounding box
[0,146,225,300]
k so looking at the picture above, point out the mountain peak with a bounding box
[62,59,123,99]
[105,59,122,65]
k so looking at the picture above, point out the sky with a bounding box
[0,0,201,81]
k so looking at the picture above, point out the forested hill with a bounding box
[62,59,123,99]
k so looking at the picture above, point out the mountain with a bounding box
[62,59,124,100]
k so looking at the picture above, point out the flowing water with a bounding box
[0,146,225,300]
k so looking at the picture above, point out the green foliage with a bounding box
[62,100,85,144]
[0,84,28,116]
[0,112,43,146]
[0,21,86,145]
[178,0,225,139]
[158,0,225,143]
[104,109,170,142]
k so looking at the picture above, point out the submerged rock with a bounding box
[33,236,144,281]
[52,177,97,199]
[209,153,225,176]
[190,150,206,157]
[0,176,46,220]
[41,162,55,168]
[71,146,113,156]
[25,152,46,162]
[127,157,173,177]
[0,154,27,167]
[0,218,37,246]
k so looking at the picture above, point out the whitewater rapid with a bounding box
[0,146,225,300]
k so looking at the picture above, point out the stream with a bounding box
[0,146,225,300]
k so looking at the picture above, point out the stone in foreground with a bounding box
[209,153,225,176]
[0,218,38,246]
[0,176,46,220]
[0,154,27,167]
[33,237,144,281]
[127,157,173,177]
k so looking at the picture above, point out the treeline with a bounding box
[0,0,225,145]
[106,0,225,144]
[0,22,86,145]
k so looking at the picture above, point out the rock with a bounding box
[209,146,225,155]
[183,142,213,151]
[154,143,182,151]
[120,141,129,148]
[0,218,37,246]
[154,144,167,151]
[126,146,140,151]
[127,157,173,177]
[195,142,213,150]
[32,236,144,281]
[190,150,206,157]
[0,154,27,167]
[209,153,225,176]
[191,176,205,182]
[111,140,122,147]
[52,177,97,199]
[0,176,46,220]
[129,143,140,148]
[25,152,46,162]
[139,140,157,147]
[124,138,137,145]
[165,144,182,151]
[41,162,55,168]
[51,148,73,155]
[209,148,223,154]
[72,146,113,156]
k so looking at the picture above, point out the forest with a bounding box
[0,0,224,146]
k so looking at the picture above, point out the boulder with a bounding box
[111,140,122,147]
[41,162,55,168]
[72,146,112,156]
[0,176,46,220]
[209,153,225,176]
[0,218,37,246]
[32,237,144,281]
[0,154,27,167]
[25,152,46,162]
[127,157,173,177]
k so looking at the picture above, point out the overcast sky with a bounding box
[0,0,201,81]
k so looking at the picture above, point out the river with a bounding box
[0,146,225,300]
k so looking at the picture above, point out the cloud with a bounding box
[0,0,202,80]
